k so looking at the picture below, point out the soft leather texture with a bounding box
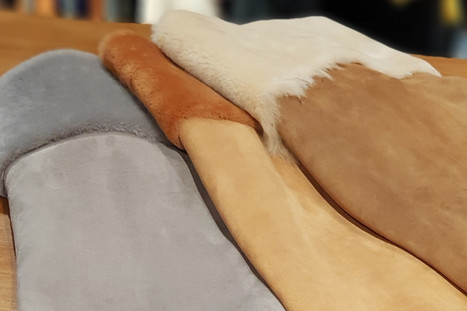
[99,30,260,150]
[278,64,467,292]
[0,50,162,197]
[5,133,284,311]
[179,118,467,311]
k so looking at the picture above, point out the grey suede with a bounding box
[0,50,164,196]
[5,133,284,311]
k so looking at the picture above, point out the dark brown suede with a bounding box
[99,30,260,149]
[278,64,467,292]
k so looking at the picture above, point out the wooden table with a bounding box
[0,9,466,311]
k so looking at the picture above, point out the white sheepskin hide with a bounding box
[153,10,440,156]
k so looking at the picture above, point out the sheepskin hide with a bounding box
[99,30,260,149]
[99,31,467,310]
[1,49,284,311]
[0,50,162,197]
[152,11,467,292]
[5,133,284,311]
[277,63,467,292]
[153,10,440,155]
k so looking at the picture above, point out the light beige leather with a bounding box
[179,118,467,311]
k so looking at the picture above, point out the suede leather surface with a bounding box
[179,118,467,311]
[0,50,163,197]
[278,64,467,292]
[5,133,284,311]
[99,30,260,150]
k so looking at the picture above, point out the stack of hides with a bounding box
[1,10,466,311]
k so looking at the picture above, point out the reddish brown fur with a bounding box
[99,30,260,149]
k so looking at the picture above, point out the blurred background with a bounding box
[1,0,467,58]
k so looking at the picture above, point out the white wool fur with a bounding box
[153,10,441,155]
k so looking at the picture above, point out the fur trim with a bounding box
[153,10,441,156]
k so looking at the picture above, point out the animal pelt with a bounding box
[99,30,260,150]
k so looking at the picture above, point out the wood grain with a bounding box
[0,10,466,311]
[0,10,150,76]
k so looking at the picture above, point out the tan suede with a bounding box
[278,64,467,292]
[180,118,467,311]
[99,30,260,149]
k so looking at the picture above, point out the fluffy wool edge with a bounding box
[152,10,441,156]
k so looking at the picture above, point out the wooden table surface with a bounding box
[0,9,466,311]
